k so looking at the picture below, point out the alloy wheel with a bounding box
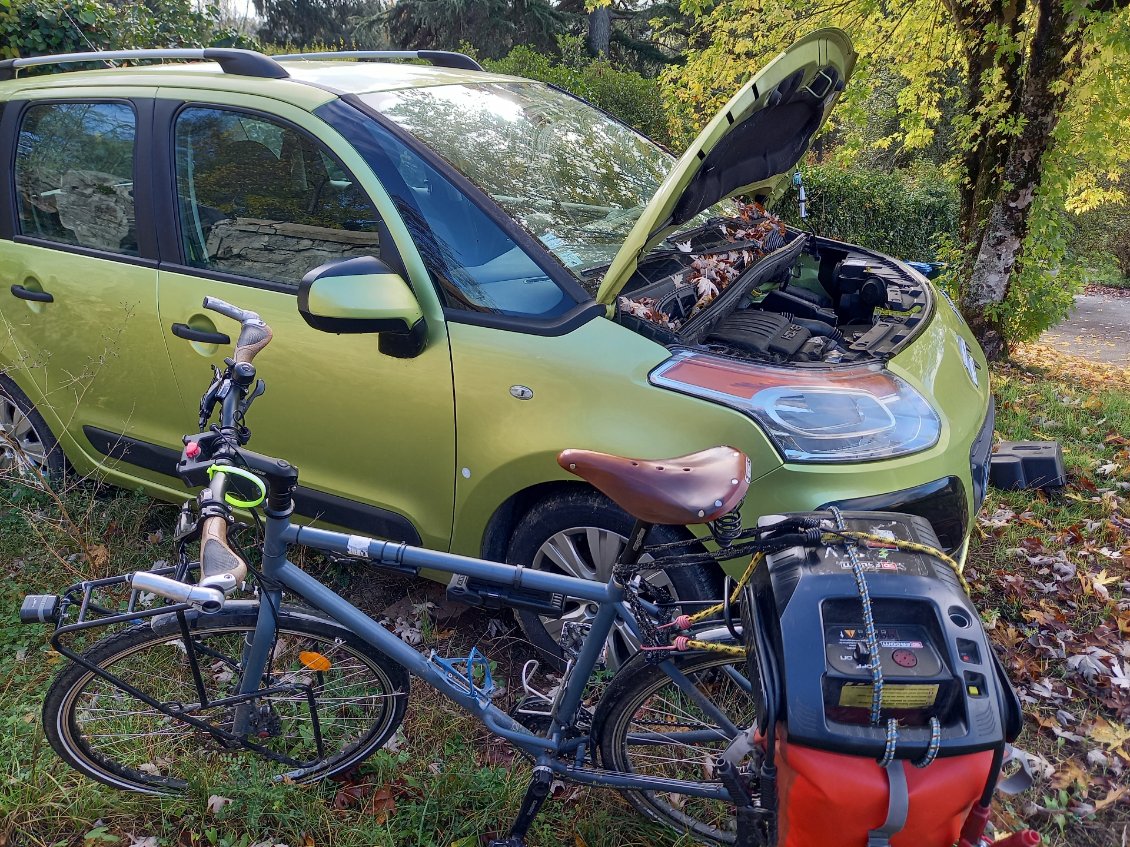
[532,526,675,671]
[0,393,50,478]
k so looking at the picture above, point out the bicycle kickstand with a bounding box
[487,765,553,847]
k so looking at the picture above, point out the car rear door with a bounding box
[0,94,188,487]
[151,92,456,548]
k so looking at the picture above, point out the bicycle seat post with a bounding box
[616,518,654,576]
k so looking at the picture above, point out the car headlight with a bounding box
[650,350,940,463]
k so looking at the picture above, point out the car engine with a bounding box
[615,205,931,365]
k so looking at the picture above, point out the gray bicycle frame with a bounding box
[235,505,741,801]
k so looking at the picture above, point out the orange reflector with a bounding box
[299,651,332,672]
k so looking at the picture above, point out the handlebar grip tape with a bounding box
[234,323,273,365]
[199,516,247,592]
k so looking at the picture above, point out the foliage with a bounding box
[979,345,1130,840]
[252,0,383,49]
[0,0,248,58]
[778,163,958,262]
[383,0,563,59]
[484,39,673,145]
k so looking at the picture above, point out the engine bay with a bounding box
[615,204,931,365]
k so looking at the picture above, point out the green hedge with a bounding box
[0,0,247,60]
[778,163,959,263]
[483,42,673,147]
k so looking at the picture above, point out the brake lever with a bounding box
[198,365,224,431]
[238,379,266,417]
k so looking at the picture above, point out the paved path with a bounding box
[1039,291,1130,365]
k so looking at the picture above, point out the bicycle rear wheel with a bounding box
[593,652,759,845]
[44,607,408,794]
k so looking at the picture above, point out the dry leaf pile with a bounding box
[618,201,788,329]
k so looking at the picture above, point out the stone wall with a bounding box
[205,217,380,285]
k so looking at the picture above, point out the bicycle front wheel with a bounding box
[44,607,408,794]
[594,652,760,845]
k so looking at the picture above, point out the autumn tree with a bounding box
[253,0,386,47]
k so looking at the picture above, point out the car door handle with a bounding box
[10,284,53,303]
[171,323,231,345]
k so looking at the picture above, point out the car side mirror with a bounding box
[298,256,427,359]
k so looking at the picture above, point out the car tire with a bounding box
[506,489,722,670]
[0,375,66,483]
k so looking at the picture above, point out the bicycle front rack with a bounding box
[21,566,329,770]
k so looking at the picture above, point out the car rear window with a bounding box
[14,101,138,255]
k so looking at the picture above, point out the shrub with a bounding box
[0,0,249,60]
[776,162,959,263]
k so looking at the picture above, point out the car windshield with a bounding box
[362,82,720,278]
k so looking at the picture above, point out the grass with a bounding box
[0,342,1127,847]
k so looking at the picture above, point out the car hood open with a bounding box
[594,28,856,306]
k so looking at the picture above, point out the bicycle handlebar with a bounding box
[199,512,246,594]
[202,296,255,323]
[131,570,224,614]
[202,296,273,365]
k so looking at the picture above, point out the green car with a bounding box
[0,31,992,665]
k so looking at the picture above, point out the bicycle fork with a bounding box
[231,585,284,737]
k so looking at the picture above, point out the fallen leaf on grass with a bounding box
[479,739,515,767]
[1093,785,1130,812]
[367,787,396,823]
[206,794,232,815]
[1087,718,1130,754]
[87,544,110,569]
[1051,758,1089,789]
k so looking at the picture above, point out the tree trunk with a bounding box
[587,5,611,56]
[940,0,1028,248]
[959,0,1082,359]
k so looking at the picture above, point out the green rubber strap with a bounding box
[207,464,267,508]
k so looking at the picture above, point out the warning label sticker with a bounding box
[838,683,939,710]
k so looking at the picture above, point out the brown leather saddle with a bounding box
[557,446,751,526]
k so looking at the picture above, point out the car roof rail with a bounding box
[272,50,484,73]
[0,48,289,82]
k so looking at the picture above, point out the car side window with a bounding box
[14,102,138,255]
[173,107,381,287]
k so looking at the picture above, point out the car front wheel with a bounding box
[506,489,721,670]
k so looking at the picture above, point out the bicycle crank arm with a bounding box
[131,571,224,613]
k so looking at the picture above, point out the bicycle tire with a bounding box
[43,606,409,794]
[593,651,760,845]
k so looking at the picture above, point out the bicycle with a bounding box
[21,297,778,846]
